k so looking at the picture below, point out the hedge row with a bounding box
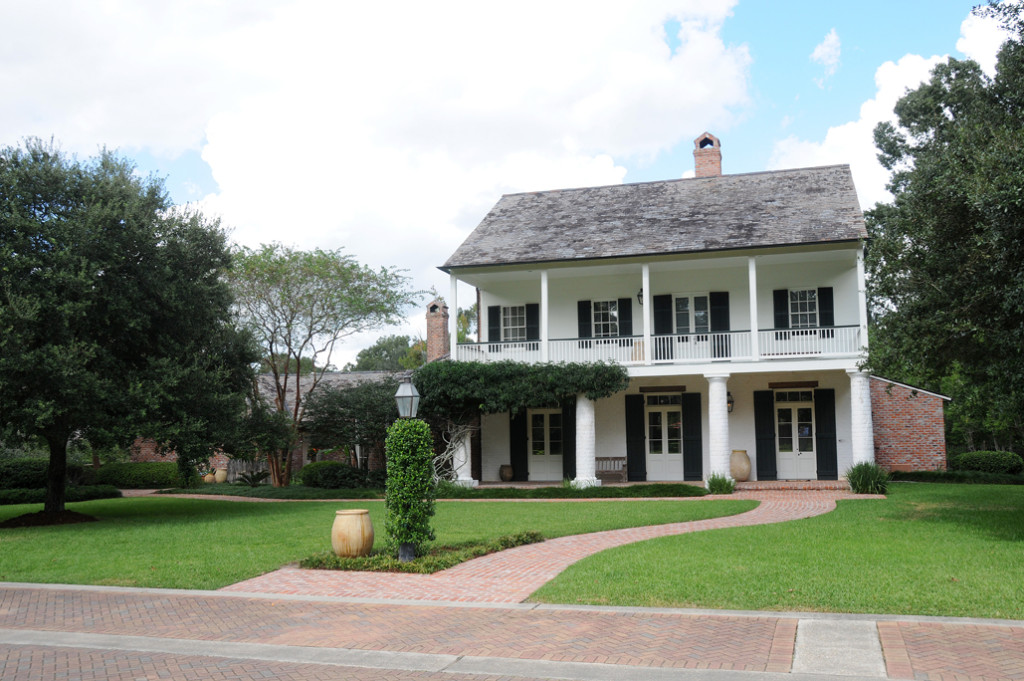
[0,458,94,489]
[949,451,1024,475]
[0,485,123,506]
[299,461,387,489]
[94,462,180,488]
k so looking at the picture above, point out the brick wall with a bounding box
[129,438,238,471]
[871,378,948,471]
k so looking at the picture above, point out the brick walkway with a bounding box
[223,490,877,602]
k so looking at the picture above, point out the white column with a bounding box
[856,247,869,353]
[573,393,600,487]
[452,430,478,487]
[748,256,760,361]
[642,264,651,365]
[449,273,459,359]
[706,374,731,480]
[541,270,550,362]
[847,369,875,466]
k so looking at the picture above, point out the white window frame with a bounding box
[502,305,527,341]
[789,289,818,329]
[592,300,619,338]
[673,293,710,335]
[529,408,563,457]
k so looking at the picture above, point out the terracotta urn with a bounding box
[214,468,228,484]
[332,509,374,557]
[498,464,514,482]
[203,473,216,483]
[730,450,751,482]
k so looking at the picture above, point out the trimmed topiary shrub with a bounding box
[384,419,436,560]
[846,461,890,494]
[94,462,179,488]
[299,461,367,489]
[0,485,122,505]
[949,451,1024,475]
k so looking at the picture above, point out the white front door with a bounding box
[527,409,563,481]
[776,399,817,480]
[646,395,684,480]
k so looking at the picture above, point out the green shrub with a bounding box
[237,470,270,487]
[0,485,122,505]
[0,458,90,489]
[299,461,367,489]
[846,462,890,494]
[891,469,1024,485]
[365,469,387,489]
[949,451,1024,475]
[706,473,735,495]
[384,419,436,559]
[94,462,179,488]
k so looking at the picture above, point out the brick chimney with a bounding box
[425,298,450,363]
[693,132,722,178]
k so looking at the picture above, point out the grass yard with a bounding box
[0,496,754,590]
[531,482,1024,619]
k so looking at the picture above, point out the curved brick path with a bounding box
[222,490,879,602]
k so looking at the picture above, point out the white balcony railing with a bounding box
[456,326,861,366]
[756,325,861,358]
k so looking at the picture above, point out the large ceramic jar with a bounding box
[214,468,228,484]
[331,509,374,557]
[730,450,751,482]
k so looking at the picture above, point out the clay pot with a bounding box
[730,450,751,482]
[498,464,514,482]
[203,473,216,483]
[332,509,374,557]
[214,468,228,484]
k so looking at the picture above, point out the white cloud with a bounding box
[810,28,841,87]
[957,10,1013,76]
[769,53,944,209]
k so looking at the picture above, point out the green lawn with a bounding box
[0,497,754,590]
[531,483,1024,619]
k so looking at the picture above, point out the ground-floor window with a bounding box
[646,394,683,480]
[528,408,563,481]
[775,391,816,479]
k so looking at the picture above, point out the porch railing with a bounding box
[455,325,861,365]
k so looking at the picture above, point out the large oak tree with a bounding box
[867,2,1024,450]
[0,139,257,516]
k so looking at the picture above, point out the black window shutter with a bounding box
[561,398,576,480]
[653,295,673,334]
[488,305,501,341]
[709,291,730,358]
[525,303,540,341]
[817,287,834,327]
[814,389,838,480]
[653,294,674,360]
[773,290,789,329]
[709,292,730,331]
[625,394,646,481]
[577,300,592,338]
[509,410,528,482]
[617,298,633,337]
[681,392,703,481]
[754,391,777,480]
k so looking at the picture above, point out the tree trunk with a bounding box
[44,431,70,516]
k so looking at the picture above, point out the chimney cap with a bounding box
[694,131,720,150]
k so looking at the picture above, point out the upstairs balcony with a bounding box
[455,325,863,367]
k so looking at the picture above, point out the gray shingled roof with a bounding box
[442,165,866,270]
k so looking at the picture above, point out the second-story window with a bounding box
[789,289,818,329]
[593,300,619,337]
[674,294,710,335]
[502,305,527,341]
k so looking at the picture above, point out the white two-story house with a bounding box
[439,133,876,485]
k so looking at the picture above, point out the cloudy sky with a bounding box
[1,1,1010,366]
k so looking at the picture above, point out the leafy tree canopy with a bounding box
[304,377,399,454]
[228,243,418,485]
[0,138,257,514]
[344,335,423,371]
[866,1,1024,450]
